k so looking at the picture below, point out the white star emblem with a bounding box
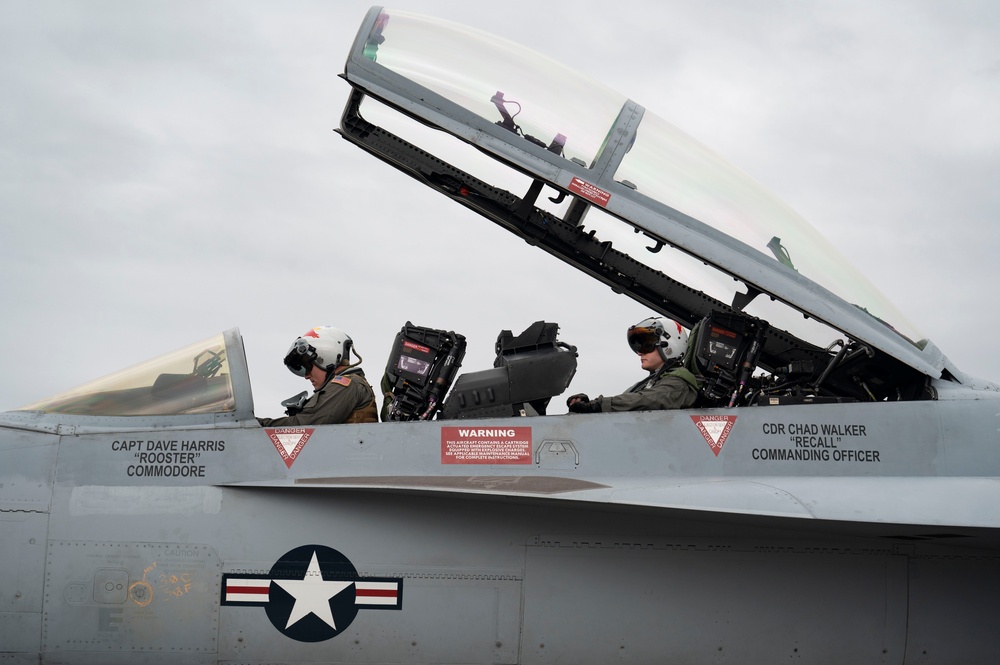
[273,551,353,629]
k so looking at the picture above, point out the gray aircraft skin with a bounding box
[3,6,1000,664]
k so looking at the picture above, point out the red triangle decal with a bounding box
[690,416,737,457]
[265,427,315,469]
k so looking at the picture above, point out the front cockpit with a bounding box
[4,324,581,426]
[10,330,250,421]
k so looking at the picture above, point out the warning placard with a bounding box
[265,427,314,469]
[441,427,532,464]
[568,177,611,207]
[690,416,737,457]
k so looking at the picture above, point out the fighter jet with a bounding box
[3,6,999,664]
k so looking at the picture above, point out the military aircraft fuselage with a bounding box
[3,387,1000,663]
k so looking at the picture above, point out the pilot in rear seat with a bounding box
[567,317,699,413]
[257,326,378,426]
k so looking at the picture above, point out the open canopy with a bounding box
[341,8,950,388]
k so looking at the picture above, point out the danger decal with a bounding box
[402,340,431,354]
[690,415,737,456]
[221,545,402,643]
[440,427,532,464]
[265,428,314,469]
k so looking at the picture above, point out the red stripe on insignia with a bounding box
[224,578,271,603]
[355,580,400,606]
[227,585,270,594]
[356,589,397,598]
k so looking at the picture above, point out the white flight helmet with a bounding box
[283,326,354,377]
[627,316,688,364]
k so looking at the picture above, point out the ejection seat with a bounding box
[381,321,577,421]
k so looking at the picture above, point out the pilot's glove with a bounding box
[281,391,309,416]
[568,399,601,414]
[566,393,589,407]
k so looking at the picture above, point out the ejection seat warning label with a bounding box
[265,428,315,469]
[691,415,737,457]
[440,427,532,464]
[568,177,611,207]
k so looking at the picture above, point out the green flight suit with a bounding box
[594,365,699,412]
[257,367,378,427]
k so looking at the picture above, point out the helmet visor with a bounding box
[627,326,660,354]
[283,339,316,377]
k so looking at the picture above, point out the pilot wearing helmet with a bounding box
[257,326,378,427]
[566,316,699,413]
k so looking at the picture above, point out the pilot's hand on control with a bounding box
[568,399,601,414]
[566,393,589,407]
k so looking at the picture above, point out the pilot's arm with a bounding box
[571,367,698,413]
[258,375,377,427]
[596,372,698,412]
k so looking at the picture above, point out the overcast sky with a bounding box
[2,0,998,415]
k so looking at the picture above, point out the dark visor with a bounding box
[283,339,316,377]
[627,326,660,354]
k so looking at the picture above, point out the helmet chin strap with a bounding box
[656,347,682,370]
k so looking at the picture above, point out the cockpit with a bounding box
[7,324,580,421]
[3,313,930,425]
